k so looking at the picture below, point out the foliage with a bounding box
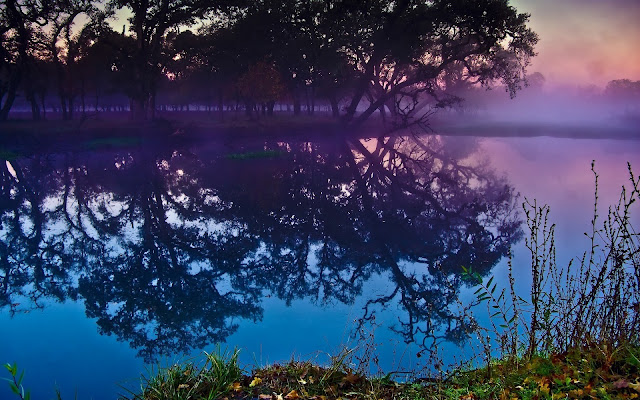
[2,0,538,124]
[133,346,242,400]
[465,162,640,359]
[236,61,286,115]
[117,342,640,400]
[2,363,31,400]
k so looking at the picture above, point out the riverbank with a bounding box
[4,342,639,400]
[1,110,638,153]
[117,342,640,400]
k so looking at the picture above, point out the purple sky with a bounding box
[513,0,640,87]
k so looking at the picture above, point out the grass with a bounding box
[129,347,243,400]
[115,342,640,400]
[4,343,640,400]
[0,148,20,161]
[84,136,144,149]
[225,149,284,160]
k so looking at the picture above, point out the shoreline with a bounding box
[1,112,638,156]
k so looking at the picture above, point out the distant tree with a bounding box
[237,61,285,117]
[527,72,546,90]
[605,79,640,101]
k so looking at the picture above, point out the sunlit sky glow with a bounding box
[513,0,640,87]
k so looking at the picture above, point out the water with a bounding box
[1,132,638,399]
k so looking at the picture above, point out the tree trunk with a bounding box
[28,93,41,121]
[329,95,340,118]
[60,94,69,120]
[0,77,20,121]
[218,93,224,121]
[40,92,46,120]
[293,95,301,116]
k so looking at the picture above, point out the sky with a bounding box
[512,0,640,88]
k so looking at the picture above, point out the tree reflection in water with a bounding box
[0,134,522,361]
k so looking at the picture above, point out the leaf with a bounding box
[17,370,25,386]
[4,363,17,376]
[250,377,263,387]
[539,382,550,396]
[285,390,300,399]
[341,373,362,385]
[487,276,494,288]
[9,382,20,395]
[258,395,272,400]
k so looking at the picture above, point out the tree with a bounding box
[605,79,640,101]
[237,61,285,117]
[0,0,52,121]
[107,0,241,120]
[44,0,97,120]
[317,0,538,127]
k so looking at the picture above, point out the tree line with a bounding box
[1,0,539,125]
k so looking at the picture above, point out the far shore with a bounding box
[1,110,638,154]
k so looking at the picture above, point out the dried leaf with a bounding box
[539,382,550,396]
[285,390,300,399]
[341,373,362,385]
[258,395,272,400]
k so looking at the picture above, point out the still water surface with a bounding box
[1,133,638,399]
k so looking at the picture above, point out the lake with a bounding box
[1,131,639,399]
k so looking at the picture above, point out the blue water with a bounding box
[1,133,638,399]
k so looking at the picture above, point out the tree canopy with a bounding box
[1,0,539,126]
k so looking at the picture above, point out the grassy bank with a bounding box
[127,342,639,400]
[5,342,639,400]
